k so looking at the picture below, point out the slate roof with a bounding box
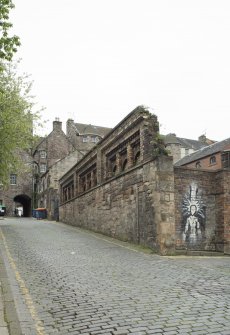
[74,122,111,137]
[175,137,230,166]
[163,133,208,150]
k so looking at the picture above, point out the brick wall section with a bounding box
[184,153,223,170]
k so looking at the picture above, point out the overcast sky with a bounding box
[10,0,230,141]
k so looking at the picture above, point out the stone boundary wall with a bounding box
[59,156,175,255]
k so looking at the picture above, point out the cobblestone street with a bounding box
[0,218,230,335]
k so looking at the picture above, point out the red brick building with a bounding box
[175,137,230,170]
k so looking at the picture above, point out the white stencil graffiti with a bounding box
[182,183,205,245]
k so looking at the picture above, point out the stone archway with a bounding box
[14,194,31,217]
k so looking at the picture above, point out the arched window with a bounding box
[40,150,46,158]
[195,161,201,168]
[122,159,128,171]
[112,165,117,175]
[134,151,140,165]
[210,155,216,165]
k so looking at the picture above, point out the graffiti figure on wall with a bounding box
[182,183,206,246]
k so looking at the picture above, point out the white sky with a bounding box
[10,0,230,140]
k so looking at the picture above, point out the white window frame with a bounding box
[82,136,90,142]
[10,174,17,185]
[40,150,46,159]
[40,164,46,173]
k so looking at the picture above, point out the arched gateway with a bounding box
[14,194,31,217]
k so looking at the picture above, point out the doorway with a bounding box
[14,194,32,217]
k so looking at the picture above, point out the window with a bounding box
[40,164,46,173]
[40,150,46,158]
[195,161,201,168]
[0,200,2,205]
[210,156,216,165]
[122,159,128,171]
[222,151,230,168]
[134,151,140,165]
[82,136,89,142]
[10,174,17,185]
[185,148,189,155]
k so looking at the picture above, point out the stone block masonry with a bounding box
[174,167,230,254]
[59,107,175,255]
[59,106,230,255]
[60,157,175,255]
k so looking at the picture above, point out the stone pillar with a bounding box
[73,173,77,197]
[97,150,102,184]
[127,143,134,169]
[91,171,94,187]
[116,153,121,173]
[76,175,80,195]
[154,156,175,255]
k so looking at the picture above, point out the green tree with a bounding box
[0,60,40,186]
[0,0,20,61]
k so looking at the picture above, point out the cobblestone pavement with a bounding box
[0,218,230,335]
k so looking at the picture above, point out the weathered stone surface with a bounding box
[174,167,230,254]
[60,107,175,255]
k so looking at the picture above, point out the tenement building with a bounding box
[66,119,111,153]
[59,106,230,255]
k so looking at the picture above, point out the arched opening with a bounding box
[134,151,140,165]
[112,165,117,175]
[122,159,128,171]
[14,194,32,217]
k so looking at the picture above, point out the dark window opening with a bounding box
[122,159,128,171]
[210,156,216,165]
[10,174,17,185]
[134,151,140,165]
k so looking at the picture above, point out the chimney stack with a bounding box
[198,134,206,143]
[53,118,62,131]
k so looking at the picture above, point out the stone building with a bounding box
[59,106,230,255]
[0,149,33,217]
[0,116,111,217]
[34,118,111,212]
[59,106,175,255]
[38,148,84,220]
[66,119,111,153]
[32,118,76,209]
[163,133,214,163]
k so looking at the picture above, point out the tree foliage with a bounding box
[0,0,20,61]
[0,60,40,186]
